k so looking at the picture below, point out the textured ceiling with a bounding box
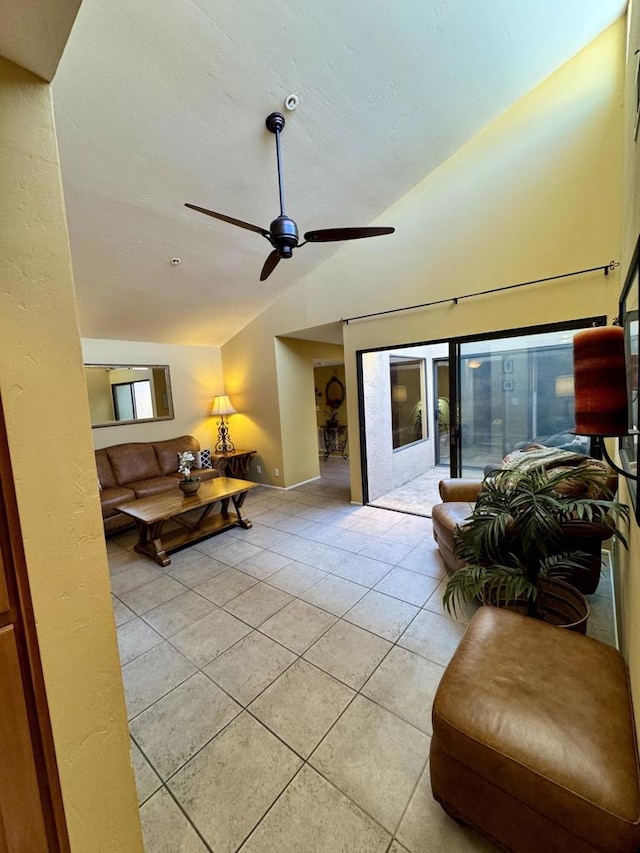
[48,0,627,346]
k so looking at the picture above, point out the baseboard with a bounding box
[607,546,622,652]
[259,475,322,491]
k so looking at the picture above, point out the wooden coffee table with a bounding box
[115,476,260,566]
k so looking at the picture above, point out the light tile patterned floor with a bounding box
[109,458,614,852]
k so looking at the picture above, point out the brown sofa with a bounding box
[96,435,219,533]
[431,471,617,595]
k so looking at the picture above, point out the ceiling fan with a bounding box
[185,112,395,281]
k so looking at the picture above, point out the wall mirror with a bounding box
[85,364,174,428]
[325,375,345,410]
[620,236,639,519]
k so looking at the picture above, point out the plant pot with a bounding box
[482,578,589,633]
[178,478,200,496]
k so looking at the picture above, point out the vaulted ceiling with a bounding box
[6,0,628,346]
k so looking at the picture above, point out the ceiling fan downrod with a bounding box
[265,112,298,259]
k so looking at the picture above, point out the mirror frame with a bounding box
[325,375,345,410]
[85,363,175,429]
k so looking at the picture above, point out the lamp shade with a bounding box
[573,326,628,436]
[554,375,574,398]
[210,394,237,417]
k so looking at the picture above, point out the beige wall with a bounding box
[83,338,224,452]
[223,21,625,495]
[617,0,640,732]
[0,57,142,851]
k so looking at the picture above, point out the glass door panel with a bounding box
[458,327,591,477]
[433,359,450,466]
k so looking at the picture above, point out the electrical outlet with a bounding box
[256,465,262,474]
[274,467,280,477]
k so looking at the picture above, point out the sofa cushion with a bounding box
[96,449,117,489]
[195,467,218,482]
[167,468,219,483]
[100,487,136,519]
[108,442,162,485]
[129,476,183,499]
[153,435,200,476]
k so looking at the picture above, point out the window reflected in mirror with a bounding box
[390,356,426,449]
[85,364,174,427]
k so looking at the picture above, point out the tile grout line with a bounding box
[114,463,450,849]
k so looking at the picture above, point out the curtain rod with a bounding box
[342,261,619,325]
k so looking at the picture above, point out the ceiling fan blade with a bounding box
[260,250,281,281]
[185,203,270,237]
[303,226,395,243]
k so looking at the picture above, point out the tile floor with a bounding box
[109,458,615,852]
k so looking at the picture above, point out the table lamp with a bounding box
[210,394,237,453]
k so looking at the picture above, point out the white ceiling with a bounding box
[45,0,627,347]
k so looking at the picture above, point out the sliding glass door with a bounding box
[357,317,603,509]
[453,323,599,476]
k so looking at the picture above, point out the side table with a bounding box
[212,449,257,479]
[322,426,348,461]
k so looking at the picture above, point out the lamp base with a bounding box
[215,418,235,454]
[597,436,640,482]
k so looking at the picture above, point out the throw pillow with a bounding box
[199,448,213,469]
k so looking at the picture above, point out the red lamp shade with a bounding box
[573,326,629,436]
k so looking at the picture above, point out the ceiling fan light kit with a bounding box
[186,112,395,281]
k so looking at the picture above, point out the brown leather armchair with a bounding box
[431,476,616,595]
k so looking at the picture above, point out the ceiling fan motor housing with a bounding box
[270,215,298,257]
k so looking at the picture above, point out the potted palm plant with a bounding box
[443,463,628,631]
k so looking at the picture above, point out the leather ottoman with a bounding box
[430,607,640,852]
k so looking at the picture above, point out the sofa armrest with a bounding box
[438,479,483,502]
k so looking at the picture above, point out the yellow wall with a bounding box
[223,21,625,495]
[83,338,224,451]
[0,58,142,851]
[222,331,346,486]
[617,0,640,732]
[272,340,346,485]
